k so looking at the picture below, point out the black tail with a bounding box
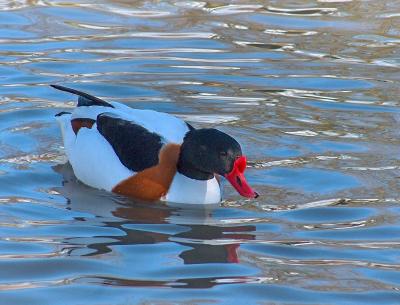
[50,84,114,108]
[55,111,71,117]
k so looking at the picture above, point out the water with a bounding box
[0,1,399,304]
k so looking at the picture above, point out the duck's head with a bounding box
[178,128,258,199]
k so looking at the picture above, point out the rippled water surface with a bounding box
[0,1,400,304]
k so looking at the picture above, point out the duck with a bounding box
[52,84,258,204]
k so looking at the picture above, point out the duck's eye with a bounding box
[219,151,228,157]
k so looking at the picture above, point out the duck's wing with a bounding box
[96,113,164,172]
[55,112,167,191]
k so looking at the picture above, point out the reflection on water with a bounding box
[0,1,399,304]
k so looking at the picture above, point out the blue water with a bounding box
[0,1,399,304]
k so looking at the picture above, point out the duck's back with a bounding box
[53,85,190,194]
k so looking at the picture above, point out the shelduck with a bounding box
[52,85,258,204]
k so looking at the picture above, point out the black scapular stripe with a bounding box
[97,113,163,172]
[50,85,114,108]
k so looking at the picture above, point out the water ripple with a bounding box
[206,4,263,15]
[0,1,399,304]
[265,6,338,16]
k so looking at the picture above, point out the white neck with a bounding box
[165,172,221,204]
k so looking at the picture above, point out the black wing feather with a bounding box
[97,113,163,172]
[50,85,114,108]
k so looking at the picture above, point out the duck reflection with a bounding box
[54,163,255,265]
[54,163,256,288]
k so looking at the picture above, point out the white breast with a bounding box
[165,172,221,204]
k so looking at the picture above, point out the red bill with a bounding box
[224,156,258,198]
